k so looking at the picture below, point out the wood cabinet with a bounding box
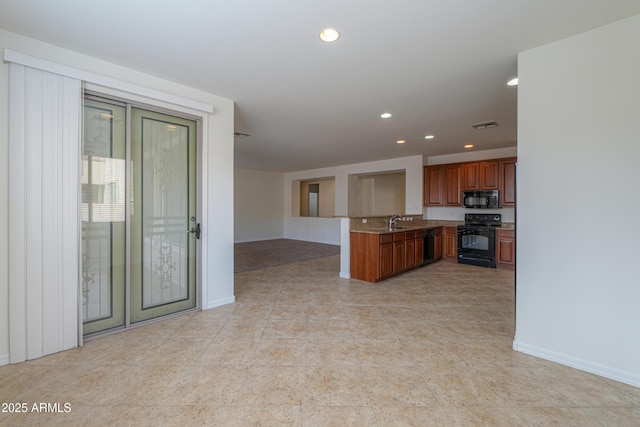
[415,234,425,265]
[463,160,499,190]
[496,229,515,269]
[499,157,516,207]
[426,157,515,207]
[424,166,444,206]
[404,231,417,270]
[443,227,458,261]
[433,227,443,260]
[392,232,405,274]
[444,164,462,205]
[379,235,394,279]
[424,164,462,207]
[350,229,429,282]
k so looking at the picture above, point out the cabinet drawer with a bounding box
[393,232,405,242]
[379,234,393,244]
[404,230,418,239]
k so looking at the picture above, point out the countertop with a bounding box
[350,220,514,234]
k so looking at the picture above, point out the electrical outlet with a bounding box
[362,218,367,224]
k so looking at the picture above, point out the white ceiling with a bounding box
[2,1,640,172]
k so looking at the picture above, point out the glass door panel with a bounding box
[130,108,197,323]
[82,99,126,335]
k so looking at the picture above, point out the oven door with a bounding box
[457,226,496,267]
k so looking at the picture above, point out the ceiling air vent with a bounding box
[234,131,250,138]
[471,120,499,130]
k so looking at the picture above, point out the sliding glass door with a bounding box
[82,98,198,335]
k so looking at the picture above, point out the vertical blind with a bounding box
[8,63,81,362]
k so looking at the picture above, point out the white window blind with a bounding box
[8,63,81,362]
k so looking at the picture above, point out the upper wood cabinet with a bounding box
[499,157,516,207]
[443,164,462,206]
[425,157,515,207]
[424,166,444,206]
[463,160,499,190]
[423,164,462,207]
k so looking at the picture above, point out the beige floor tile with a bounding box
[262,318,308,339]
[177,405,303,427]
[516,407,603,427]
[306,338,360,366]
[171,365,248,405]
[199,337,260,365]
[305,366,371,406]
[1,255,638,426]
[235,366,306,405]
[361,365,438,406]
[443,405,529,427]
[302,405,377,427]
[354,339,416,366]
[583,405,640,427]
[307,318,351,340]
[142,337,214,365]
[249,338,307,365]
[372,405,453,427]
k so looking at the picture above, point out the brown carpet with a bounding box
[234,238,340,273]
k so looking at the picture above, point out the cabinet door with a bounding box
[480,161,499,189]
[393,239,405,274]
[444,165,462,206]
[444,227,458,260]
[424,166,444,206]
[463,163,479,190]
[434,234,442,260]
[405,238,416,269]
[415,237,424,265]
[499,158,516,206]
[496,229,515,266]
[379,242,394,279]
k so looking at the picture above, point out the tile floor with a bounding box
[1,256,639,426]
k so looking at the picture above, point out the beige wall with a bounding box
[234,168,284,243]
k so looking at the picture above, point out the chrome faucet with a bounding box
[389,215,401,228]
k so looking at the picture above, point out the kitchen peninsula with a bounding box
[349,216,460,283]
[349,216,514,282]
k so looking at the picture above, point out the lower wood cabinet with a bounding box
[350,229,428,283]
[392,232,406,274]
[496,228,515,269]
[434,227,443,260]
[443,227,458,261]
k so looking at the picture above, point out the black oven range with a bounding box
[457,213,502,268]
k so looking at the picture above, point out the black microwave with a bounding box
[463,190,500,209]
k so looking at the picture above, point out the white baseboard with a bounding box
[513,340,640,388]
[339,272,351,279]
[204,296,235,310]
[0,353,9,366]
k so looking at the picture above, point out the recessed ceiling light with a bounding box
[380,112,392,119]
[166,125,177,131]
[507,78,519,86]
[397,140,406,144]
[464,144,474,148]
[424,135,435,140]
[319,28,340,42]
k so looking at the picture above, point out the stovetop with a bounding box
[463,213,502,227]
